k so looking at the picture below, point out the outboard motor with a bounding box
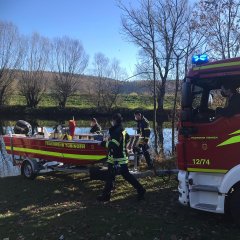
[14,120,32,136]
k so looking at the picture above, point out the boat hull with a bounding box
[2,135,107,166]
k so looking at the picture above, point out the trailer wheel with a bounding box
[229,187,240,225]
[21,160,37,180]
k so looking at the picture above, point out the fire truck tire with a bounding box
[229,187,240,225]
[21,160,38,180]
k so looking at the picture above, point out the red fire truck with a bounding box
[177,56,240,223]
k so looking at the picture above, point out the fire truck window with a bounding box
[208,89,226,110]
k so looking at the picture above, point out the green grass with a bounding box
[7,94,178,110]
[0,172,239,240]
[8,94,94,108]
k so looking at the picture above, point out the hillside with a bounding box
[12,70,179,95]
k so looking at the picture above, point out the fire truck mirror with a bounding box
[181,81,192,108]
[181,109,192,122]
[208,93,213,107]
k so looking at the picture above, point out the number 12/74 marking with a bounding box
[192,159,210,165]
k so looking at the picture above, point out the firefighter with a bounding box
[216,84,240,117]
[134,111,153,169]
[90,118,101,134]
[97,113,146,202]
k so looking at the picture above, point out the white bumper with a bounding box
[178,170,189,206]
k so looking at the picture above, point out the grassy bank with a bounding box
[1,93,176,121]
[0,173,238,240]
[7,93,178,110]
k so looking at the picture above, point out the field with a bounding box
[7,94,178,110]
[0,172,239,240]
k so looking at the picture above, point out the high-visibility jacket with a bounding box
[102,124,129,165]
[136,116,151,143]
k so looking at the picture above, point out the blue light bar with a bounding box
[192,54,209,65]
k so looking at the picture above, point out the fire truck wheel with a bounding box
[229,187,240,225]
[21,160,37,180]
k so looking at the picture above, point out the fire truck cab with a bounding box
[177,56,240,223]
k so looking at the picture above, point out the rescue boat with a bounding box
[1,120,108,179]
[3,134,107,166]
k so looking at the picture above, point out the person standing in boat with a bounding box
[97,113,146,202]
[90,118,101,134]
[134,110,154,169]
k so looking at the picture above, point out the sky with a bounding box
[0,0,139,77]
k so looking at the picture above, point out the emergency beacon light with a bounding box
[192,54,209,65]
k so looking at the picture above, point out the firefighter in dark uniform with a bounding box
[90,118,101,134]
[134,111,153,169]
[97,113,146,202]
[216,84,240,117]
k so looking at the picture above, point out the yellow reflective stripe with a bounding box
[187,168,227,173]
[144,128,150,130]
[107,156,114,164]
[5,146,104,161]
[119,160,128,164]
[114,158,128,164]
[114,157,127,161]
[217,135,240,147]
[229,129,240,135]
[111,139,120,147]
[193,61,240,71]
[107,159,128,164]
[122,130,128,156]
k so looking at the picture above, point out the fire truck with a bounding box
[177,55,240,223]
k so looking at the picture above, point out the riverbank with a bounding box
[0,105,171,121]
[7,93,177,109]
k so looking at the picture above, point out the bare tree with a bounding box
[51,36,89,108]
[194,0,240,59]
[89,53,126,112]
[170,5,207,155]
[119,0,192,154]
[19,33,50,108]
[0,21,23,106]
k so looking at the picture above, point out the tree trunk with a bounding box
[157,122,164,157]
[0,121,4,135]
[156,83,166,155]
[152,38,158,155]
[0,85,7,106]
[59,96,67,108]
[171,56,180,155]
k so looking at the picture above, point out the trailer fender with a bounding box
[219,164,240,194]
[21,159,39,175]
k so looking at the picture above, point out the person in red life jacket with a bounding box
[90,118,101,134]
[134,111,154,169]
[216,84,240,117]
[97,113,146,202]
